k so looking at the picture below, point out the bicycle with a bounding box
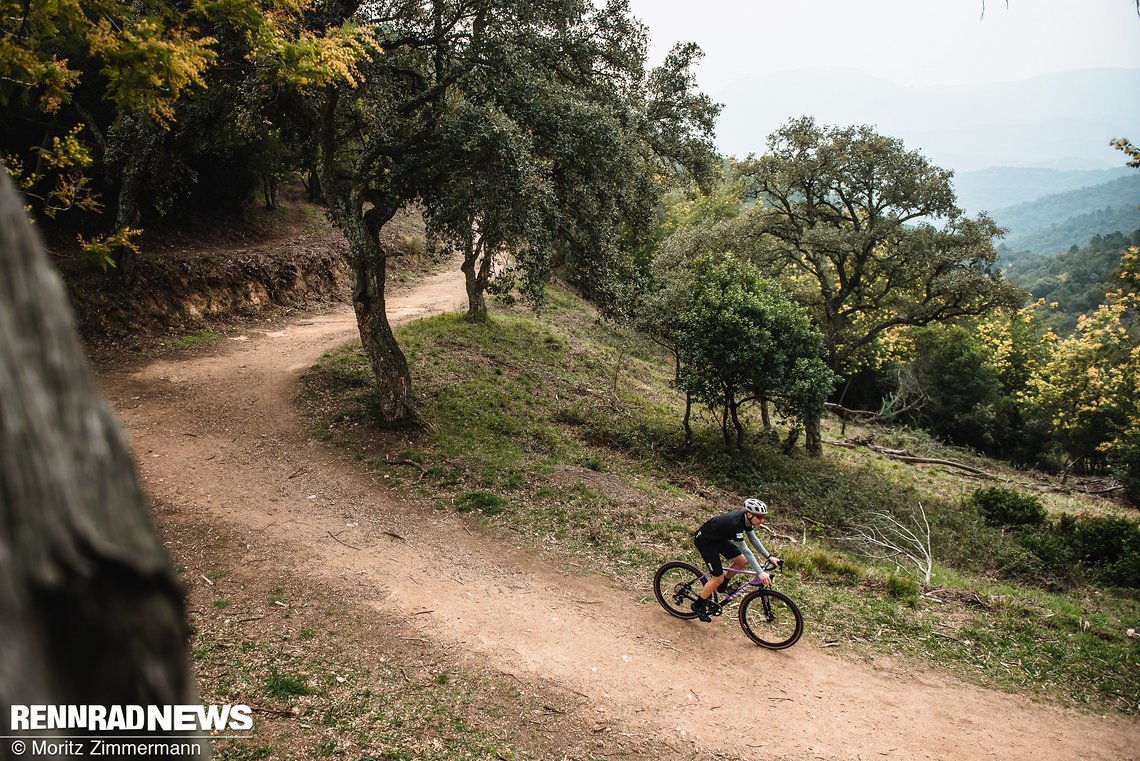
[653,559,803,649]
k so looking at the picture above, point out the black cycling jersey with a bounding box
[693,509,770,578]
[695,509,754,543]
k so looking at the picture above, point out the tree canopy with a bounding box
[739,117,1025,376]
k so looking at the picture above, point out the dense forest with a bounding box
[1001,229,1140,334]
[2,0,1137,501]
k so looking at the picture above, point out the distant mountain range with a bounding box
[952,167,1134,216]
[712,66,1140,257]
[989,174,1140,255]
[713,67,1139,173]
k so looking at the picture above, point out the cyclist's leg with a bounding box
[724,552,748,585]
[692,538,724,620]
[695,541,725,600]
[698,540,741,599]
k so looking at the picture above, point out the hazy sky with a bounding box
[624,1,1140,170]
[627,1,1140,90]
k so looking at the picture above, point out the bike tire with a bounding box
[738,588,803,649]
[653,561,705,619]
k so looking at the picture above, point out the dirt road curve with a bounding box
[99,267,1138,761]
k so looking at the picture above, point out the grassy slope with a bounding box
[300,285,1139,716]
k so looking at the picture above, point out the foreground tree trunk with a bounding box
[0,173,203,758]
[317,91,417,426]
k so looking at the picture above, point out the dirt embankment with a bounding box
[54,200,437,341]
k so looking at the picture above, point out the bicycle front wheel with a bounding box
[653,561,704,619]
[738,588,803,649]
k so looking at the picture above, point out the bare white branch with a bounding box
[838,504,933,584]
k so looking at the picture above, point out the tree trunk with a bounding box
[805,416,823,457]
[0,173,204,758]
[305,169,323,202]
[683,392,693,447]
[262,173,278,209]
[729,396,745,449]
[317,90,416,426]
[111,148,145,288]
[720,390,732,448]
[462,236,490,323]
[345,206,417,425]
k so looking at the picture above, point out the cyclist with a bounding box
[691,498,782,623]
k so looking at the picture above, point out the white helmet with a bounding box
[743,498,768,516]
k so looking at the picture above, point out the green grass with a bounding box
[172,330,220,347]
[300,286,1140,715]
[265,668,311,698]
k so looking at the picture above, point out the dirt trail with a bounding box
[99,267,1139,761]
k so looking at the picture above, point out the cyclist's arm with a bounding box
[734,533,770,574]
[740,530,771,573]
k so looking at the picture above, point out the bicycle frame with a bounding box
[698,565,777,603]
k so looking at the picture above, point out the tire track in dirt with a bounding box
[99,266,1139,761]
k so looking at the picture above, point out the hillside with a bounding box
[89,265,1140,761]
[992,173,1140,256]
[1000,229,1140,334]
[61,201,1139,758]
[953,166,1133,216]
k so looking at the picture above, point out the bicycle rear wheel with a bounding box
[653,561,704,619]
[738,588,803,649]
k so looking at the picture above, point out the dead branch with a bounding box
[832,437,1001,480]
[759,523,798,545]
[327,530,361,550]
[887,455,998,479]
[839,505,933,584]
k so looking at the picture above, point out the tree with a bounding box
[740,117,1024,450]
[742,117,1024,374]
[1028,247,1140,497]
[905,325,1004,452]
[1112,137,1140,169]
[0,172,203,756]
[434,25,719,323]
[0,0,372,268]
[312,0,716,423]
[670,254,836,449]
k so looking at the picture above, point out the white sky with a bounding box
[627,0,1140,91]
[625,1,1140,169]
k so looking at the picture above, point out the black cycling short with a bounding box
[694,531,742,577]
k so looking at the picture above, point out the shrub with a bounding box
[796,549,864,583]
[970,487,1047,528]
[1067,514,1140,587]
[1012,512,1140,588]
[885,573,920,606]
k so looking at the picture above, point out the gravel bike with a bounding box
[653,559,803,649]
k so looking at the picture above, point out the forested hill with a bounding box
[1000,228,1140,334]
[992,174,1140,256]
